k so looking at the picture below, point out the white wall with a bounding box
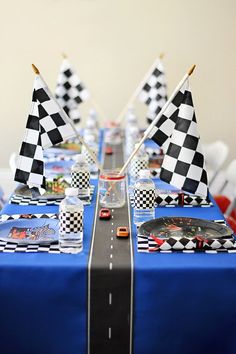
[0,0,236,167]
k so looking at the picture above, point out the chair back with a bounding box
[205,141,229,184]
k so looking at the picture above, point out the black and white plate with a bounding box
[138,217,233,240]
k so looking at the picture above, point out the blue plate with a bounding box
[0,218,59,244]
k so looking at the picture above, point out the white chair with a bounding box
[204,141,229,185]
[0,185,5,210]
[220,160,236,216]
[9,152,17,174]
[226,160,236,185]
[209,170,227,195]
[0,168,16,200]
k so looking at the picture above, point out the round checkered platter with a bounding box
[139,217,233,239]
[138,217,234,251]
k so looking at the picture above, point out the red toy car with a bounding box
[116,226,129,238]
[99,208,111,220]
[105,147,113,155]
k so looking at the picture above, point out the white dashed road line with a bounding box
[109,293,112,305]
[108,327,112,339]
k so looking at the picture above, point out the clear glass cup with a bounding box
[99,170,126,208]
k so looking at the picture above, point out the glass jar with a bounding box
[99,170,126,208]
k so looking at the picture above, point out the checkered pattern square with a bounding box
[155,194,179,206]
[150,168,161,178]
[160,82,208,197]
[183,195,211,206]
[130,159,148,178]
[59,211,83,234]
[133,189,156,209]
[138,60,167,123]
[14,75,75,191]
[55,59,90,123]
[71,171,90,189]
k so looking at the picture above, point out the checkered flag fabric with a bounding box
[139,60,167,123]
[55,59,90,123]
[160,81,208,197]
[59,211,83,234]
[14,75,75,191]
[148,80,188,150]
[71,171,90,189]
[133,188,156,209]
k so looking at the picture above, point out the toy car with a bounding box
[116,226,129,238]
[99,208,111,220]
[105,147,113,155]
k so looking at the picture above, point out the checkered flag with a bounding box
[148,80,188,151]
[14,75,75,191]
[150,79,208,197]
[138,60,167,122]
[55,59,90,124]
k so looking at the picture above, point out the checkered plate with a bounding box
[137,220,236,253]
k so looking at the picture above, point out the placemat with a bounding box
[0,213,61,253]
[0,241,61,253]
[0,213,58,221]
[130,192,212,207]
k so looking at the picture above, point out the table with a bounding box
[1,137,236,354]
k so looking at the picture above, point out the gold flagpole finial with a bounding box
[62,52,67,59]
[32,64,40,75]
[188,64,196,76]
[159,52,165,60]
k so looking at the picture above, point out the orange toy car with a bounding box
[116,226,129,238]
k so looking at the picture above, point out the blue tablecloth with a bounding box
[1,136,236,354]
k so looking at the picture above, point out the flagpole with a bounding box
[118,64,196,176]
[32,64,104,173]
[115,53,165,124]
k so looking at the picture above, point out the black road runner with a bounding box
[88,143,133,354]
